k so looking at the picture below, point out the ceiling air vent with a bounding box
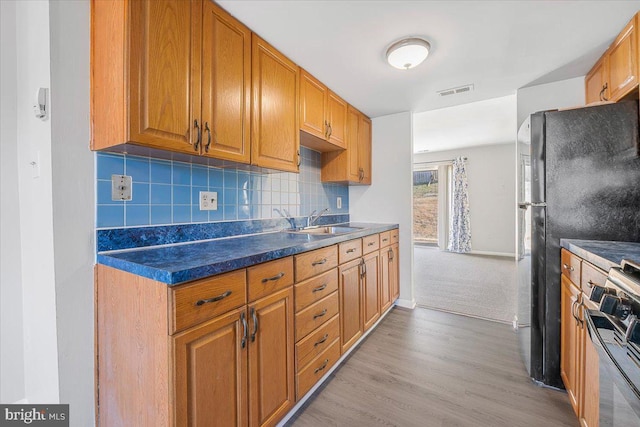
[437,84,474,97]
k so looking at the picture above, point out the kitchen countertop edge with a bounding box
[97,222,398,286]
[560,239,640,272]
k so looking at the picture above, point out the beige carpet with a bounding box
[414,245,517,324]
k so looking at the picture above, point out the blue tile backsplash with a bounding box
[96,147,349,228]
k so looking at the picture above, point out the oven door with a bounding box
[585,310,640,426]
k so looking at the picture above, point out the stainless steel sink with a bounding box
[285,226,363,235]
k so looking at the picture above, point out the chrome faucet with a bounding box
[307,208,330,227]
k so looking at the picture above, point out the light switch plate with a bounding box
[111,175,132,201]
[200,191,218,210]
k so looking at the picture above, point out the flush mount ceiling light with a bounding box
[386,37,431,70]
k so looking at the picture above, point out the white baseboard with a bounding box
[394,298,416,309]
[469,250,515,258]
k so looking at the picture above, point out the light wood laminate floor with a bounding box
[287,307,578,427]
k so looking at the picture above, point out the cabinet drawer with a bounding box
[295,291,339,340]
[296,338,341,399]
[247,257,294,302]
[296,314,340,370]
[362,234,379,254]
[338,239,362,264]
[582,261,607,296]
[390,228,399,245]
[295,268,338,312]
[295,246,338,282]
[170,269,247,334]
[561,249,581,285]
[379,231,392,247]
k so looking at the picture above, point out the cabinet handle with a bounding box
[367,242,375,247]
[240,312,248,349]
[297,150,301,167]
[314,359,329,374]
[313,309,328,320]
[312,283,327,293]
[586,280,594,288]
[358,167,364,182]
[261,272,285,283]
[193,119,201,152]
[325,120,330,139]
[195,290,232,306]
[314,333,329,347]
[346,248,356,254]
[312,258,327,266]
[327,122,332,139]
[382,238,389,243]
[204,122,212,153]
[600,83,609,102]
[563,263,574,272]
[389,248,394,261]
[360,258,367,278]
[250,308,258,342]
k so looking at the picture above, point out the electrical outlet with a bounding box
[199,191,218,211]
[111,175,132,201]
[337,197,342,209]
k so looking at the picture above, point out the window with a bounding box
[413,168,439,245]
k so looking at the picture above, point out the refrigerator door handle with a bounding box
[518,202,547,209]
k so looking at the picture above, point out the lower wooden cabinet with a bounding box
[560,248,602,427]
[338,258,363,353]
[561,274,582,416]
[173,308,248,427]
[390,243,400,301]
[362,251,380,331]
[248,287,295,427]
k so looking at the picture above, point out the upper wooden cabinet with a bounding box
[321,106,372,184]
[585,13,639,103]
[251,34,300,172]
[201,1,251,163]
[299,69,347,151]
[92,0,251,162]
[585,56,609,103]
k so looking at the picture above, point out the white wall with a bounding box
[15,0,60,403]
[350,112,415,308]
[1,0,26,404]
[414,143,517,256]
[516,76,585,129]
[49,1,95,424]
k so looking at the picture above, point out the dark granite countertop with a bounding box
[560,239,640,271]
[97,222,398,285]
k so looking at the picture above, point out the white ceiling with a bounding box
[413,95,516,153]
[218,0,640,119]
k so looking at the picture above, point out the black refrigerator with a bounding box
[516,101,640,388]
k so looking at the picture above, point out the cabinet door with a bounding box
[346,106,361,182]
[251,34,300,172]
[580,324,599,427]
[299,69,327,140]
[358,114,372,185]
[128,0,202,153]
[609,18,638,101]
[201,1,251,163]
[585,57,609,103]
[390,243,400,301]
[560,275,581,417]
[362,252,380,331]
[338,259,363,353]
[248,287,295,427]
[327,91,347,149]
[379,248,392,313]
[173,307,248,427]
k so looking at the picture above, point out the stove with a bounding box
[585,259,640,425]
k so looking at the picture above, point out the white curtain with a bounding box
[447,157,471,253]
